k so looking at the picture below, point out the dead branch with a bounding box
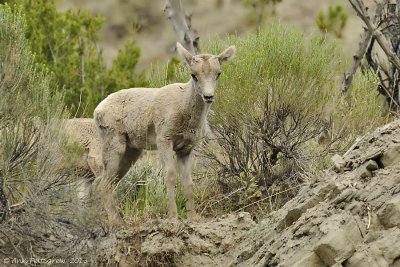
[345,0,400,111]
[341,29,372,93]
[164,0,199,54]
[342,0,384,93]
[349,0,400,69]
[9,201,25,212]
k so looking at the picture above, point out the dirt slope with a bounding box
[94,119,400,266]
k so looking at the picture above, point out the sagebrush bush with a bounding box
[6,0,147,117]
[151,23,384,215]
[0,4,94,261]
[0,4,66,207]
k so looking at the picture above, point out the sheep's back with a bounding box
[64,118,98,149]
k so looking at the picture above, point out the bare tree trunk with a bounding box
[341,30,372,93]
[165,0,199,54]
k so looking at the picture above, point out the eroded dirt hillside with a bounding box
[94,119,400,266]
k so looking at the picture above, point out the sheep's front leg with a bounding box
[177,152,196,220]
[158,138,178,218]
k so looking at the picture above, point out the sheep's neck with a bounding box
[182,79,209,130]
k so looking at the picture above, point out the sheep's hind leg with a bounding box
[118,147,143,178]
[87,147,103,179]
[177,152,196,220]
[94,131,127,227]
[157,138,178,219]
[77,178,92,204]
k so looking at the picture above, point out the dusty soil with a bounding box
[89,119,400,266]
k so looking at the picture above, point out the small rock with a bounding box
[377,194,400,229]
[380,169,391,175]
[314,218,362,266]
[358,167,372,179]
[355,160,378,180]
[332,154,346,172]
[346,251,385,267]
[332,189,354,205]
[381,129,393,135]
[365,160,379,171]
[290,252,323,267]
[380,145,400,168]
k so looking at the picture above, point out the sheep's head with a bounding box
[177,42,236,104]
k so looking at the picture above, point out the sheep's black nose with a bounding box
[204,95,214,102]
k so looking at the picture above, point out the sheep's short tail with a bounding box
[94,108,108,129]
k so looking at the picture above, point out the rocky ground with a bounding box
[93,119,400,266]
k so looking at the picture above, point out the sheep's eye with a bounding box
[216,72,221,80]
[191,74,198,81]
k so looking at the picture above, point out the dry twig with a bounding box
[164,0,199,54]
[344,0,400,107]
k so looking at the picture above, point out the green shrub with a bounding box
[6,0,147,117]
[316,5,348,38]
[104,39,147,93]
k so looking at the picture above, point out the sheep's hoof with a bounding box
[168,208,178,219]
[168,213,178,220]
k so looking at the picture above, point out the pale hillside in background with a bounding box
[55,0,363,70]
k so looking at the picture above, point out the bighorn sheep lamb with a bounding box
[63,118,102,200]
[34,117,102,179]
[64,118,102,177]
[31,118,102,201]
[93,43,236,222]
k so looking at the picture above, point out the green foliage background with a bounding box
[5,0,147,117]
[316,4,348,38]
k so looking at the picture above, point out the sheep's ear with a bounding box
[218,46,236,63]
[176,42,193,65]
